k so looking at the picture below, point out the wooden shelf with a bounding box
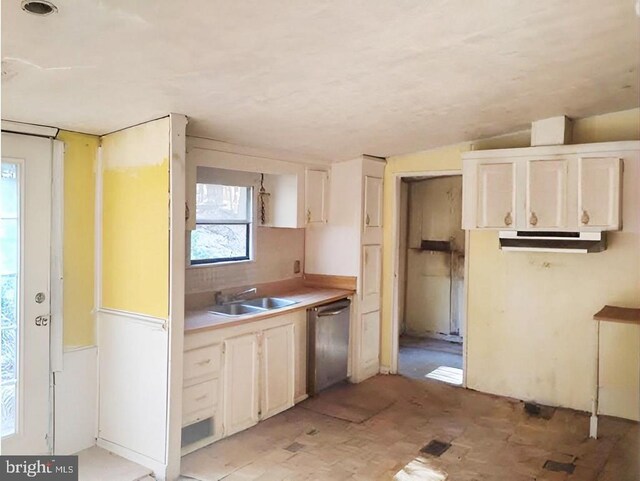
[593,305,640,325]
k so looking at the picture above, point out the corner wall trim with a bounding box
[97,308,167,330]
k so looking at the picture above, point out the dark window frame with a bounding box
[190,184,253,265]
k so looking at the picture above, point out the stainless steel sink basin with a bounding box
[242,297,298,310]
[208,303,265,317]
[209,296,298,317]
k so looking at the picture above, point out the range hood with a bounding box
[499,231,607,253]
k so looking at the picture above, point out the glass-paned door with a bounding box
[1,132,52,454]
[1,162,20,437]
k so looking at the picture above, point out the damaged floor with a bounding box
[180,375,638,481]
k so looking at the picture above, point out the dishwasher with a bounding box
[307,298,351,396]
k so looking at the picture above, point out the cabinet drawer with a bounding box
[183,380,218,426]
[184,344,221,382]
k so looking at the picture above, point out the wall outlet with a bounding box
[293,260,301,274]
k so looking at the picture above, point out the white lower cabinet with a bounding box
[223,333,260,436]
[260,324,295,420]
[182,313,299,453]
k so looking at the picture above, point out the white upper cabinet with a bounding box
[476,162,515,229]
[305,169,328,224]
[364,176,383,230]
[462,142,632,232]
[526,159,568,229]
[578,157,622,230]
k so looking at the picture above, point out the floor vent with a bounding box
[543,460,576,474]
[420,440,451,457]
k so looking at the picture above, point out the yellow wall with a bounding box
[57,131,99,348]
[382,109,640,419]
[101,118,170,319]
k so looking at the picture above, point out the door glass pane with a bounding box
[1,162,19,437]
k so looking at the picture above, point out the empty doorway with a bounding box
[396,175,465,385]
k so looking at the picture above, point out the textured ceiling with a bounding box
[2,0,638,161]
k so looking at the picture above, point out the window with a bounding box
[191,183,253,264]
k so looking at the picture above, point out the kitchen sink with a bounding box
[242,297,298,310]
[208,297,297,317]
[209,303,266,317]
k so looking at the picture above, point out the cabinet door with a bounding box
[305,169,328,224]
[261,324,295,420]
[223,334,260,436]
[361,245,382,314]
[526,159,568,229]
[364,176,383,230]
[360,310,380,369]
[578,157,621,230]
[476,162,515,229]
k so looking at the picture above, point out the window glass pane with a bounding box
[196,184,250,223]
[191,224,248,261]
[1,162,19,438]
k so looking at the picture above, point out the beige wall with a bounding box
[381,108,640,420]
[405,176,464,337]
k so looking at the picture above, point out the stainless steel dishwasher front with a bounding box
[307,298,351,396]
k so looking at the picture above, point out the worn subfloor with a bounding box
[398,336,463,381]
[180,375,638,481]
[76,446,152,481]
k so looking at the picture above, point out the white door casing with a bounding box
[1,132,53,454]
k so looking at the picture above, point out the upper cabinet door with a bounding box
[364,176,383,230]
[526,159,568,229]
[578,157,622,230]
[476,162,515,229]
[305,169,328,224]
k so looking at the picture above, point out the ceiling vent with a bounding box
[21,0,57,16]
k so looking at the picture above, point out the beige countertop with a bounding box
[185,286,354,333]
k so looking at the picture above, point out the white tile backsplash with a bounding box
[186,227,305,294]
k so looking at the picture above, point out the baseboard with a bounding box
[294,394,309,404]
[379,365,391,375]
[97,438,166,480]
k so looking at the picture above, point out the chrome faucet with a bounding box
[229,287,257,302]
[214,287,257,305]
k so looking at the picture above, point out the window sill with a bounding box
[187,258,255,269]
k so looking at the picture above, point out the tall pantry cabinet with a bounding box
[304,155,385,382]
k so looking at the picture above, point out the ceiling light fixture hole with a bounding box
[21,0,58,16]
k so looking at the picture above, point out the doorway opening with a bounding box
[394,174,466,386]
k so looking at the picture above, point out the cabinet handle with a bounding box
[581,210,590,225]
[196,359,211,366]
[195,395,208,402]
[504,212,513,226]
[529,212,538,227]
[366,213,371,226]
[307,209,311,223]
